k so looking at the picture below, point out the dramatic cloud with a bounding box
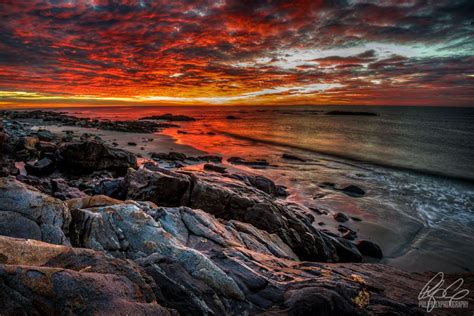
[0,0,473,106]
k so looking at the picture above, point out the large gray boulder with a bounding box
[0,177,70,244]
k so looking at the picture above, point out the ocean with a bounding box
[55,105,474,272]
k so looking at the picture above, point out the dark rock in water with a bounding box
[128,142,137,146]
[140,113,196,121]
[340,185,366,197]
[57,141,137,175]
[282,153,306,162]
[152,152,187,161]
[0,177,70,245]
[195,155,222,163]
[351,216,362,221]
[226,115,240,120]
[319,182,336,189]
[203,163,227,173]
[227,157,269,168]
[325,110,377,116]
[276,185,289,197]
[356,240,383,259]
[25,158,55,176]
[177,130,188,134]
[334,212,349,222]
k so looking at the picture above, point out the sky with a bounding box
[0,0,473,107]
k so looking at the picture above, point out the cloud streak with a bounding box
[0,0,473,106]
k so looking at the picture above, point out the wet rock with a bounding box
[152,152,187,161]
[140,114,196,121]
[325,111,377,116]
[0,177,70,245]
[203,163,227,173]
[128,142,137,146]
[282,153,306,162]
[226,115,240,120]
[57,140,137,175]
[334,212,349,222]
[356,240,383,259]
[25,157,55,176]
[228,157,270,168]
[340,185,366,197]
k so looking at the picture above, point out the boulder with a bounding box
[25,157,55,176]
[0,177,70,245]
[203,163,227,173]
[57,140,137,175]
[356,240,383,259]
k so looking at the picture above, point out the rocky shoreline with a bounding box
[0,111,472,315]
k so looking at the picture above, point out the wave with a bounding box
[216,129,474,185]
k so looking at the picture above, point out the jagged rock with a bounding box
[123,168,353,262]
[93,178,126,199]
[0,177,70,245]
[204,163,227,173]
[62,198,454,315]
[0,236,177,315]
[25,157,55,176]
[57,140,137,175]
